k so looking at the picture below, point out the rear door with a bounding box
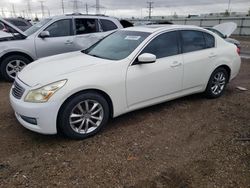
[180,30,216,91]
[73,18,104,50]
[35,19,75,58]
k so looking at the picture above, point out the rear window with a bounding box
[181,30,206,53]
[204,32,215,48]
[100,19,118,31]
[75,18,98,34]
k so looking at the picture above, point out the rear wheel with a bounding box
[58,92,110,139]
[0,55,31,82]
[205,67,229,99]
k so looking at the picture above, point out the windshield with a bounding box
[85,30,150,60]
[24,18,51,36]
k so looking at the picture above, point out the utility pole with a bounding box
[85,3,89,15]
[61,0,65,14]
[1,8,6,18]
[22,10,26,18]
[39,1,45,18]
[227,0,231,14]
[147,1,153,19]
[11,3,16,18]
[71,0,81,13]
[27,0,32,18]
[96,0,100,15]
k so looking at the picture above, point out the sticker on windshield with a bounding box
[125,36,141,40]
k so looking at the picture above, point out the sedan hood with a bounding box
[213,22,237,38]
[18,51,111,87]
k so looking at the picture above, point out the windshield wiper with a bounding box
[88,54,102,58]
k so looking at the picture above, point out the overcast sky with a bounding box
[1,0,250,18]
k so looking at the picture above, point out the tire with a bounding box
[57,92,110,139]
[0,55,31,82]
[205,67,229,99]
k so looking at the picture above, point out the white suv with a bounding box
[0,14,123,81]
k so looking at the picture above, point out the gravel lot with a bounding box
[0,58,249,187]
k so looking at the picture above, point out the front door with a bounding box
[126,31,183,107]
[35,19,75,58]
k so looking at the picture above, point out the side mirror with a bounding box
[137,53,156,64]
[39,31,50,38]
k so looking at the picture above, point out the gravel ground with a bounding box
[0,59,249,187]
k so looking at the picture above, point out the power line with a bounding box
[147,1,154,19]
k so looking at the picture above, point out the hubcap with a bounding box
[69,100,104,134]
[211,72,226,95]
[6,60,27,79]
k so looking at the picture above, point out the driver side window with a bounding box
[44,19,73,38]
[141,31,179,59]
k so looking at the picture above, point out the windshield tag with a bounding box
[125,36,141,40]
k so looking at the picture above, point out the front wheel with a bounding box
[57,92,110,139]
[205,67,229,99]
[0,55,31,82]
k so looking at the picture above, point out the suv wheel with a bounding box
[0,55,31,82]
[58,92,110,139]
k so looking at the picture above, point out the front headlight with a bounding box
[25,80,67,103]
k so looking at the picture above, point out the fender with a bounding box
[0,48,37,62]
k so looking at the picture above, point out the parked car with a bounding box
[10,25,241,139]
[205,22,240,49]
[4,18,32,31]
[0,14,123,81]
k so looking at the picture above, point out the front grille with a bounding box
[12,81,25,99]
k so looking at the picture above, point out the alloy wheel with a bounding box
[6,60,27,79]
[69,99,104,134]
[211,71,226,95]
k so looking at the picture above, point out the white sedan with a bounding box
[10,25,241,139]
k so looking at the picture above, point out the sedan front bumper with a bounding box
[9,80,60,135]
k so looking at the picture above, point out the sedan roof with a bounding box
[123,24,204,33]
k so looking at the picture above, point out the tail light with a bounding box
[237,47,240,55]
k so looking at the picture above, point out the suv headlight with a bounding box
[25,80,67,103]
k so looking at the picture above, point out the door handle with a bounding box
[65,40,73,45]
[209,54,217,58]
[171,61,182,68]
